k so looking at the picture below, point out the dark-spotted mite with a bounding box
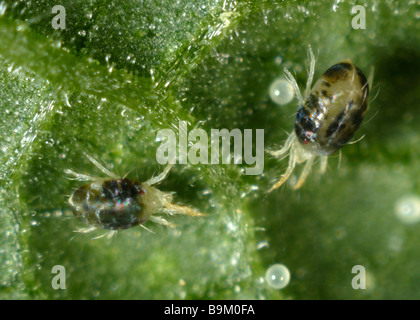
[66,154,205,236]
[267,46,372,192]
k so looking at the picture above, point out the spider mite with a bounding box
[66,154,205,235]
[268,46,371,192]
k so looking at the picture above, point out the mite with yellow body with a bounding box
[268,47,371,192]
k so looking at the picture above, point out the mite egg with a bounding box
[267,46,372,192]
[269,77,295,105]
[395,195,420,225]
[265,264,291,290]
[66,155,205,233]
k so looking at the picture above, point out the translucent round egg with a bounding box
[265,264,291,289]
[395,195,420,224]
[269,78,295,105]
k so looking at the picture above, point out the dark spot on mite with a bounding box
[101,180,116,200]
[93,179,145,230]
[295,106,319,143]
[296,107,316,131]
[305,93,320,111]
[351,111,364,130]
[323,62,353,82]
[335,130,356,148]
[325,109,346,138]
[338,123,346,132]
[360,98,368,114]
[325,121,338,138]
[101,179,142,203]
[82,202,90,211]
[355,66,370,115]
[98,205,145,230]
[321,90,327,97]
[294,123,305,142]
[355,66,368,89]
[322,80,331,87]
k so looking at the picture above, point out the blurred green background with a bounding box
[0,0,419,299]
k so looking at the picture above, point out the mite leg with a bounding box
[367,66,375,90]
[163,202,206,217]
[91,230,117,240]
[139,224,156,234]
[73,226,97,234]
[319,155,328,174]
[268,143,297,193]
[72,227,116,240]
[65,169,99,182]
[149,215,177,228]
[85,154,120,179]
[266,132,296,159]
[338,150,342,169]
[283,67,304,106]
[144,164,173,186]
[292,156,314,190]
[304,45,316,98]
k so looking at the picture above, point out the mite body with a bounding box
[268,47,370,192]
[67,155,204,232]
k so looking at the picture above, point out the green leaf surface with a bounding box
[0,0,419,299]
